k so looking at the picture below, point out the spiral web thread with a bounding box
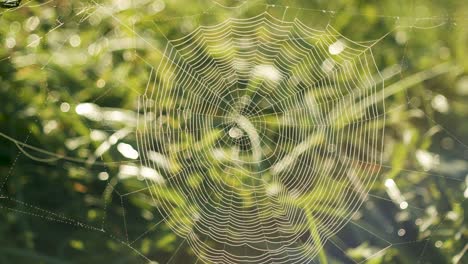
[137,11,384,264]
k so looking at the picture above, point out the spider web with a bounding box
[0,0,466,263]
[137,11,384,264]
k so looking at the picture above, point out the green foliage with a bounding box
[0,0,467,263]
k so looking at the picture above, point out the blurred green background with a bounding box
[0,0,467,263]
